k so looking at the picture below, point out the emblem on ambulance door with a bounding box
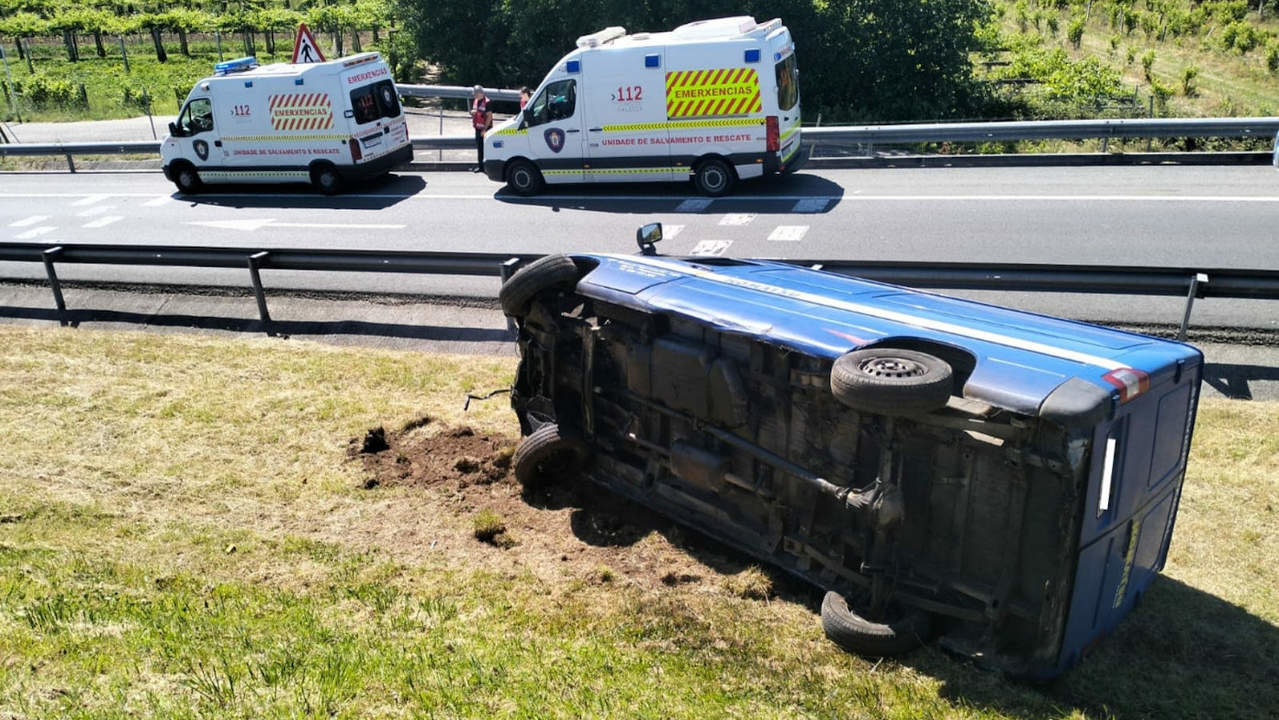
[193,139,209,161]
[544,128,565,153]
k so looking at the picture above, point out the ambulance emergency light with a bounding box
[214,57,259,75]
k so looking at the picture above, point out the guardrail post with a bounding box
[500,257,520,335]
[65,153,75,173]
[41,246,68,326]
[1179,273,1208,342]
[247,251,274,337]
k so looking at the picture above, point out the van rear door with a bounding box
[342,62,401,165]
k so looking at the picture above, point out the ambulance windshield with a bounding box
[775,54,798,112]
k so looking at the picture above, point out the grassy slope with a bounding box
[0,326,1275,719]
[992,1,1279,117]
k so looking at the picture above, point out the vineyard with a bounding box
[0,1,411,121]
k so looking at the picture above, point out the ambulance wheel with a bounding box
[821,591,931,658]
[830,348,953,416]
[513,423,587,490]
[506,159,544,196]
[310,163,342,195]
[499,253,581,317]
[171,163,201,194]
[693,158,735,196]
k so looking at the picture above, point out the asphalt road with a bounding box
[1,165,1277,330]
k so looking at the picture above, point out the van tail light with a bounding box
[766,115,779,152]
[1103,368,1149,403]
[348,137,362,162]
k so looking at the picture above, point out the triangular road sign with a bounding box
[292,23,326,64]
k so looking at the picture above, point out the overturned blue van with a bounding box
[500,242,1202,678]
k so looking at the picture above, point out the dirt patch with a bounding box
[345,418,788,597]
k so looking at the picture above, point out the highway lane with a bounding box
[1,165,1276,330]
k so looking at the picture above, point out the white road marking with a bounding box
[71,194,111,206]
[187,218,406,232]
[76,205,116,217]
[792,198,830,213]
[143,196,174,207]
[689,240,733,256]
[718,213,756,226]
[1,192,1279,203]
[664,224,684,240]
[15,226,56,239]
[82,215,123,229]
[675,198,714,212]
[768,225,810,242]
[8,215,49,227]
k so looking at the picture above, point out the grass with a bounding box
[0,325,1276,719]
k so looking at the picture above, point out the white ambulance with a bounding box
[161,53,412,195]
[483,16,803,196]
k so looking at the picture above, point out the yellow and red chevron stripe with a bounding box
[269,92,335,131]
[665,67,761,118]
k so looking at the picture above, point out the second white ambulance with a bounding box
[483,16,803,196]
[162,53,412,195]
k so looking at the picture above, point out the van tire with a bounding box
[499,253,582,317]
[506,159,544,196]
[821,591,931,657]
[172,163,201,194]
[693,158,735,196]
[310,163,342,195]
[830,348,953,415]
[513,423,587,489]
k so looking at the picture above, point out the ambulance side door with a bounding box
[522,77,585,183]
[583,49,672,182]
[173,96,222,171]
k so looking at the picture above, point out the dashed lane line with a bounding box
[76,205,116,217]
[768,225,810,242]
[14,226,56,239]
[718,213,756,226]
[8,215,49,227]
[71,194,111,206]
[82,216,124,229]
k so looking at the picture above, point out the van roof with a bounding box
[203,52,384,81]
[575,16,785,50]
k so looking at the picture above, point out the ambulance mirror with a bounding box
[167,122,178,137]
[636,223,662,255]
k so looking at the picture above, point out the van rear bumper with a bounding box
[347,144,413,179]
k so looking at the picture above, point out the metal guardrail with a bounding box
[397,84,522,103]
[2,242,1277,340]
[3,115,1278,170]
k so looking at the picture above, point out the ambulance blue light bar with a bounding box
[214,56,258,75]
[744,49,760,63]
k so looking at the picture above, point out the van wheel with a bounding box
[172,163,201,194]
[506,159,544,196]
[513,423,587,489]
[499,254,582,317]
[830,348,953,416]
[693,158,735,196]
[310,164,342,195]
[821,591,931,657]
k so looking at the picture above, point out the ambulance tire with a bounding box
[171,162,202,194]
[830,348,953,416]
[506,159,544,196]
[693,158,735,197]
[821,591,931,658]
[310,163,342,195]
[499,253,581,317]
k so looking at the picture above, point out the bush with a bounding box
[14,74,81,107]
[1267,43,1279,73]
[1067,15,1086,48]
[1180,65,1199,96]
[1141,49,1157,81]
[1151,80,1174,113]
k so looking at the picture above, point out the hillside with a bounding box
[986,0,1279,119]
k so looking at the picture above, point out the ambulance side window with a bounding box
[526,79,576,127]
[178,98,213,135]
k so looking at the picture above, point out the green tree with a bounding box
[161,8,214,57]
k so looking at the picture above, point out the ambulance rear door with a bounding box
[341,59,400,165]
[583,47,674,182]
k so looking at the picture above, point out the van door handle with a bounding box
[589,127,602,132]
[214,140,223,147]
[566,128,580,133]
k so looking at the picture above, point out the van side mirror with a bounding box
[518,110,530,129]
[636,222,662,255]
